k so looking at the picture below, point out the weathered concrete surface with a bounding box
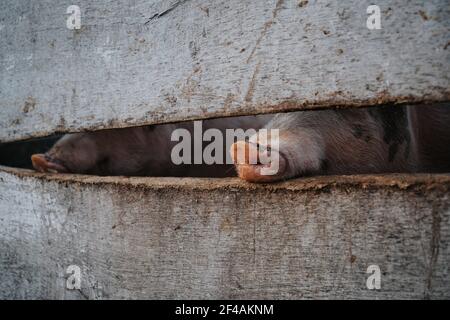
[0,165,449,299]
[1,0,449,142]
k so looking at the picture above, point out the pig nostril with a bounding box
[38,153,69,173]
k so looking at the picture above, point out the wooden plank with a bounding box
[0,0,449,142]
[0,166,449,299]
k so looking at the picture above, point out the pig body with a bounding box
[32,105,450,182]
[232,104,450,182]
[31,115,271,177]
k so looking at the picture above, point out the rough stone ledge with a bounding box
[1,165,449,193]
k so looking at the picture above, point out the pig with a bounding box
[31,104,450,182]
[231,104,450,182]
[31,114,271,177]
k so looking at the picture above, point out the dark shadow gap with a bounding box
[0,135,62,169]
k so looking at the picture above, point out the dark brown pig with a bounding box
[230,104,450,182]
[31,115,271,177]
[31,105,449,182]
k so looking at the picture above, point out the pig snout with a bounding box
[31,153,69,173]
[230,140,288,183]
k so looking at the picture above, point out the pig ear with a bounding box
[31,154,68,173]
[230,141,287,183]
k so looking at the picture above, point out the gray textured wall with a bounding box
[0,166,449,299]
[1,0,449,142]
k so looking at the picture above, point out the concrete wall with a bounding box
[1,0,449,142]
[0,166,449,299]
